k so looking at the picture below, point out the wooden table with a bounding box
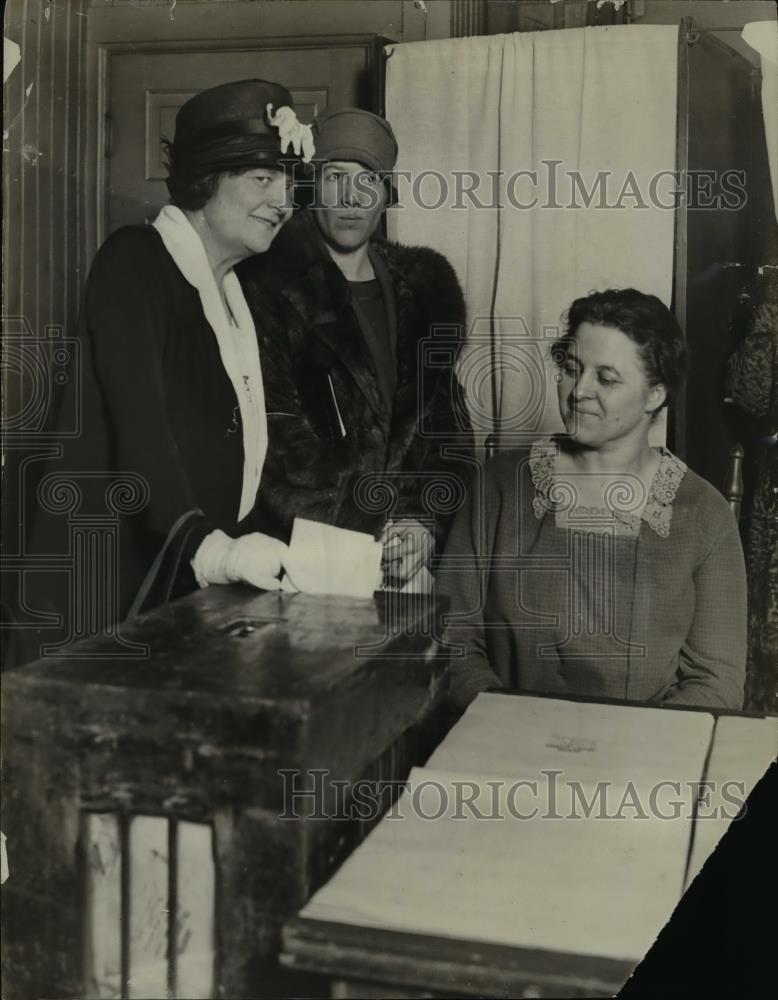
[1,586,448,1000]
[282,918,635,998]
[281,692,777,999]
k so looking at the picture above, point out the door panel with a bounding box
[679,33,774,494]
[108,43,376,232]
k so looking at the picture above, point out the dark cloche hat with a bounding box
[311,108,398,174]
[165,78,313,179]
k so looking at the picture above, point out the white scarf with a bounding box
[152,205,267,522]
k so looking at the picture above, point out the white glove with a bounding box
[192,529,287,591]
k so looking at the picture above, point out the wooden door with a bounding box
[106,38,384,233]
[674,28,776,496]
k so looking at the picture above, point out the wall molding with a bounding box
[451,0,486,37]
[92,34,389,246]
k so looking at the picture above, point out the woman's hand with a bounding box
[192,529,287,591]
[225,533,287,590]
[381,519,434,588]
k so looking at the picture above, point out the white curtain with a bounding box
[386,26,679,446]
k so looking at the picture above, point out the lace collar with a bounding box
[529,437,687,538]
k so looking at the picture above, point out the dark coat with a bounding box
[25,226,254,645]
[238,211,474,547]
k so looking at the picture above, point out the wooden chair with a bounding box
[723,442,745,521]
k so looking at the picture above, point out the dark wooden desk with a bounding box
[1,587,447,1000]
[282,918,635,998]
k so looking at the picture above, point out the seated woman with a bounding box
[439,288,746,711]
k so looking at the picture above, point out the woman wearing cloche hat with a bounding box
[31,79,315,629]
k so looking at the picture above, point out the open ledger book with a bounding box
[300,693,777,964]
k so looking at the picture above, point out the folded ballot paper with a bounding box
[281,518,383,598]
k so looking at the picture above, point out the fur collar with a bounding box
[246,209,431,303]
[238,209,465,443]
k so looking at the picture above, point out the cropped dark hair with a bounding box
[163,163,290,211]
[553,288,687,411]
[165,170,222,211]
[160,136,213,210]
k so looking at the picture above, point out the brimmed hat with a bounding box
[311,108,398,174]
[165,79,314,180]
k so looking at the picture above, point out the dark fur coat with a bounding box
[239,211,474,546]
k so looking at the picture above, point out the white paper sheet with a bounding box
[83,814,122,1000]
[684,714,778,888]
[302,764,691,963]
[426,692,715,792]
[281,517,383,598]
[128,817,169,1000]
[176,821,216,999]
[0,831,8,884]
[3,37,21,84]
